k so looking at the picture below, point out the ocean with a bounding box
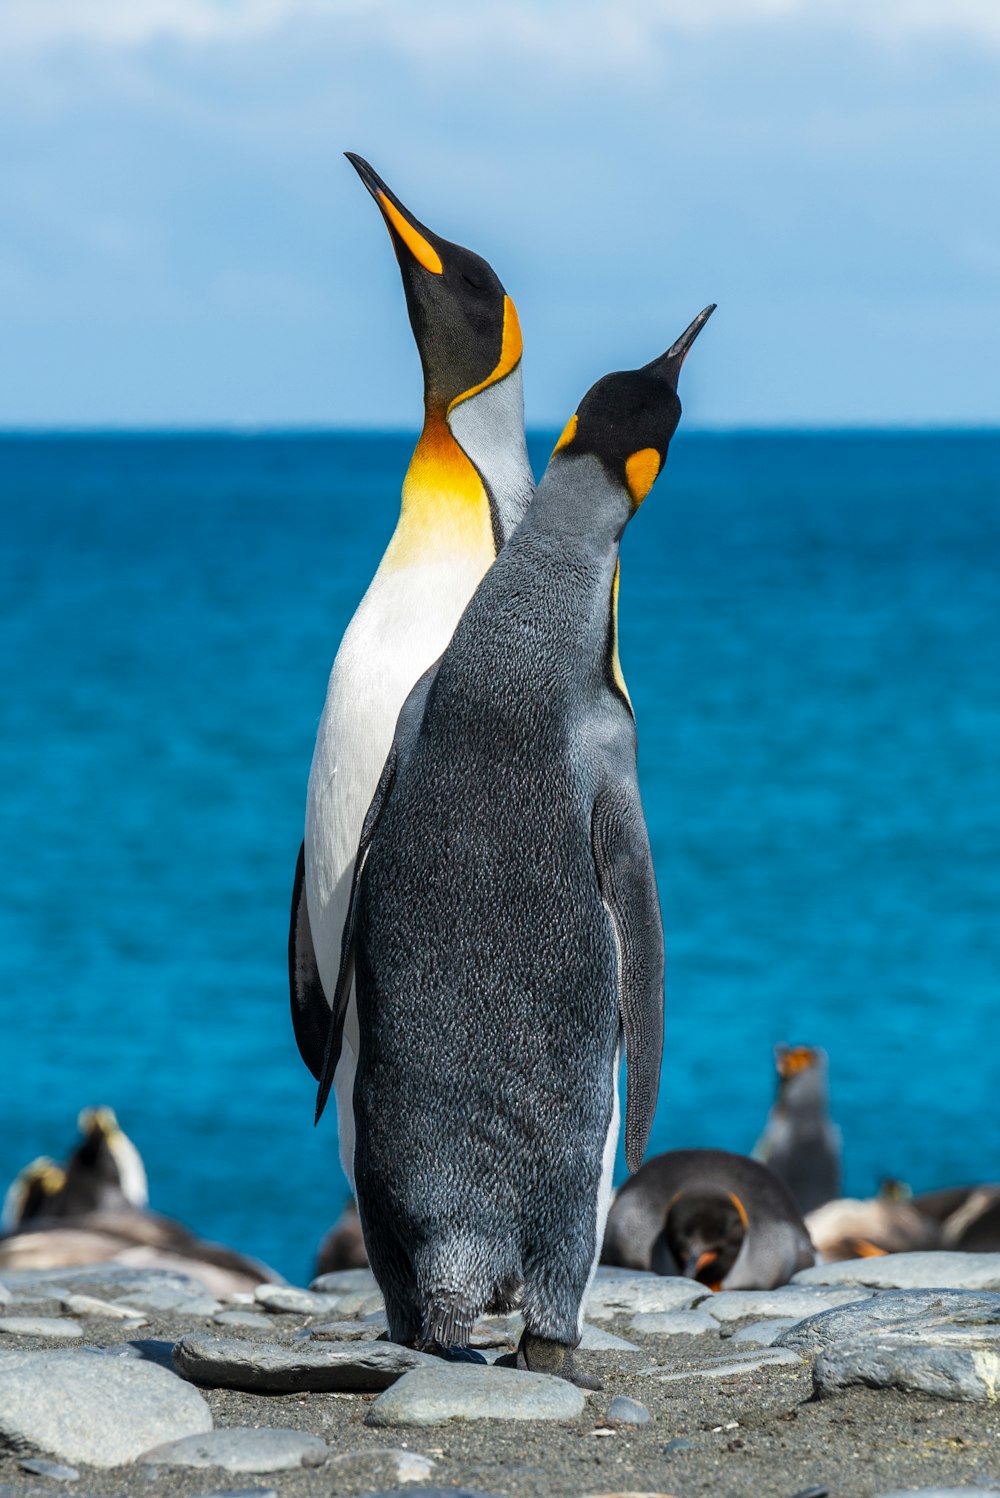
[2,430,999,1285]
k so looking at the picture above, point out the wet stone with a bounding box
[143,1427,328,1472]
[365,1364,586,1426]
[0,1318,83,1341]
[585,1274,708,1320]
[606,1394,651,1425]
[174,1333,439,1392]
[18,1458,80,1481]
[794,1251,1000,1292]
[630,1307,719,1336]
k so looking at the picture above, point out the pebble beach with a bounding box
[3,1255,1000,1498]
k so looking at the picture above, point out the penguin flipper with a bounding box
[315,743,399,1125]
[591,782,665,1175]
[289,843,331,1081]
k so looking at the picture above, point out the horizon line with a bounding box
[2,422,1000,439]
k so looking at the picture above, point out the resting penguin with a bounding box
[290,154,534,1190]
[601,1148,815,1289]
[315,306,715,1385]
[753,1044,842,1214]
[2,1106,148,1229]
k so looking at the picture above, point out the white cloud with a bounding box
[5,0,1000,57]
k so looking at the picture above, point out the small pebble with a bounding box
[61,1294,146,1322]
[664,1436,698,1453]
[19,1458,80,1481]
[213,1311,276,1332]
[0,1317,83,1340]
[606,1394,651,1425]
[630,1307,718,1336]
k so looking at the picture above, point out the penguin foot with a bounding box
[427,1342,487,1365]
[499,1332,603,1390]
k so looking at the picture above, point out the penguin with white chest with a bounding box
[316,307,715,1384]
[290,156,534,1188]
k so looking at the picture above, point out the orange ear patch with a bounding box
[552,413,578,455]
[449,297,523,412]
[778,1046,818,1078]
[377,192,443,274]
[727,1191,750,1229]
[624,447,661,504]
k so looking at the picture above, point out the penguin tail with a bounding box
[420,1293,477,1350]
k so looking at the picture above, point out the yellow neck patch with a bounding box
[552,412,577,456]
[625,447,661,505]
[448,297,523,413]
[610,558,632,709]
[377,192,443,275]
[386,410,496,571]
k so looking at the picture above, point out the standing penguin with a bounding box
[316,308,715,1384]
[290,156,534,1188]
[601,1148,815,1289]
[753,1045,842,1214]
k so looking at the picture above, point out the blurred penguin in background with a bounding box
[754,1044,841,1214]
[602,1148,815,1289]
[2,1107,147,1229]
[316,1198,369,1275]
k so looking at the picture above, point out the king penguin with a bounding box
[601,1148,815,1289]
[290,156,534,1189]
[753,1044,842,1214]
[315,306,715,1384]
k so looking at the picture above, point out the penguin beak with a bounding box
[646,304,716,390]
[345,152,444,276]
[684,1248,719,1280]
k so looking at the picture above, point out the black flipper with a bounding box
[591,781,665,1173]
[315,744,398,1124]
[288,844,331,1081]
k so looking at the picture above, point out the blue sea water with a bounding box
[1,430,999,1285]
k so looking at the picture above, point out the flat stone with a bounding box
[309,1269,380,1295]
[0,1266,203,1299]
[365,1365,585,1425]
[630,1308,719,1336]
[639,1346,805,1381]
[252,1285,338,1316]
[794,1251,1000,1291]
[707,1286,872,1322]
[19,1458,80,1480]
[578,1323,642,1351]
[115,1285,221,1317]
[778,1289,1000,1353]
[174,1334,439,1392]
[605,1395,651,1425]
[729,1318,799,1346]
[326,1447,436,1484]
[342,1491,500,1498]
[212,1311,276,1332]
[0,1349,212,1467]
[308,1317,387,1342]
[469,1313,523,1348]
[585,1274,708,1320]
[0,1318,83,1341]
[143,1427,328,1472]
[815,1329,1000,1403]
[61,1294,147,1322]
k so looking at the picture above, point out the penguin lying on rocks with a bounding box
[805,1193,943,1261]
[602,1148,815,1289]
[290,155,534,1193]
[753,1044,842,1214]
[912,1184,1000,1252]
[315,308,715,1385]
[1,1109,282,1295]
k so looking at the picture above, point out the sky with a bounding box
[1,0,999,428]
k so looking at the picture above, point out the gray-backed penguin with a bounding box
[290,155,534,1190]
[753,1044,842,1214]
[315,307,715,1384]
[601,1148,815,1289]
[2,1107,148,1230]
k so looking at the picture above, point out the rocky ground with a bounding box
[3,1254,1000,1498]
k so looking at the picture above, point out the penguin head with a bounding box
[774,1045,829,1111]
[345,153,522,417]
[654,1188,748,1289]
[69,1106,149,1210]
[1,1157,67,1230]
[548,304,715,509]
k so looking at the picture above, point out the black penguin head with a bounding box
[345,153,522,414]
[657,1187,748,1287]
[549,304,715,508]
[2,1157,66,1228]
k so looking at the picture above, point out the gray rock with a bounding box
[779,1289,1000,1353]
[18,1458,80,1480]
[469,1313,523,1348]
[707,1286,872,1323]
[605,1394,651,1425]
[0,1266,203,1299]
[212,1311,276,1332]
[61,1294,146,1322]
[729,1317,799,1345]
[174,1334,438,1392]
[584,1274,708,1320]
[0,1318,83,1341]
[340,1491,499,1498]
[794,1251,1000,1291]
[815,1328,1000,1403]
[142,1427,328,1472]
[326,1447,436,1484]
[0,1349,212,1467]
[630,1308,719,1336]
[115,1285,221,1317]
[578,1322,641,1351]
[252,1286,338,1316]
[366,1364,585,1425]
[309,1269,380,1295]
[309,1315,388,1342]
[640,1346,805,1381]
